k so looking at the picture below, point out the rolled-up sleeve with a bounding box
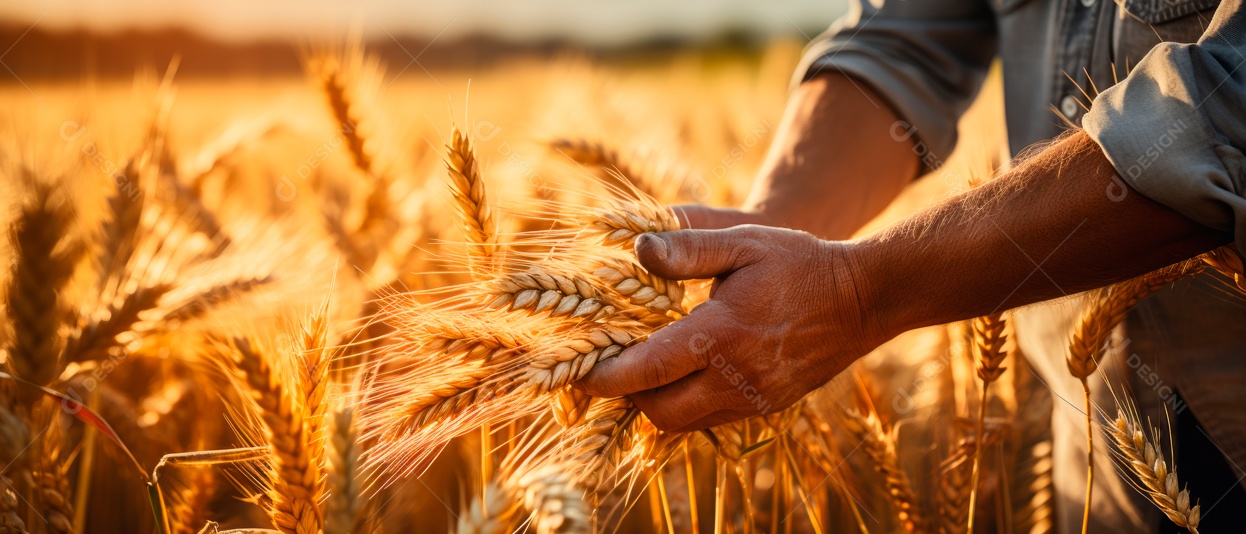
[1084,0,1246,251]
[796,0,998,163]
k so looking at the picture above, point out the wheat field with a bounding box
[0,41,1241,534]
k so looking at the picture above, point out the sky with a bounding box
[0,0,845,45]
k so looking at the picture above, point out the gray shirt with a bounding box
[798,0,1245,252]
[797,0,1246,531]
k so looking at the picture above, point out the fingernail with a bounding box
[637,233,668,261]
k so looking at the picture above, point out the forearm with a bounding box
[746,73,920,240]
[856,130,1230,336]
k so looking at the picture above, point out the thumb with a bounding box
[635,227,763,280]
[672,205,768,230]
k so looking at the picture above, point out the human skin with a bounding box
[576,73,1230,432]
[666,73,920,239]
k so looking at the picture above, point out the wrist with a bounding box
[835,235,925,344]
[816,238,897,356]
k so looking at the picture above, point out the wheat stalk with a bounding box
[446,125,498,278]
[966,312,1007,533]
[1106,408,1201,533]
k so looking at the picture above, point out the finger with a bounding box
[672,411,737,433]
[576,301,728,397]
[634,226,765,281]
[629,372,734,432]
[628,378,716,432]
[672,205,765,231]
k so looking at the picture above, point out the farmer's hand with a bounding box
[577,225,891,432]
[673,205,772,231]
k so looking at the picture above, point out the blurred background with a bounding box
[0,1,841,79]
[0,3,1014,533]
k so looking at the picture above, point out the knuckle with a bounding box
[726,227,768,265]
[685,230,709,255]
[733,224,768,240]
[643,357,671,389]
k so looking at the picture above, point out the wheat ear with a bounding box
[594,259,686,316]
[583,201,680,250]
[232,337,322,534]
[459,479,523,534]
[1066,258,1204,533]
[34,409,75,534]
[523,325,635,393]
[316,53,393,240]
[298,303,330,461]
[324,404,369,534]
[64,283,169,363]
[1011,441,1055,534]
[4,184,83,409]
[96,156,147,278]
[166,468,217,534]
[394,333,528,432]
[550,138,659,201]
[1107,409,1201,533]
[484,269,617,321]
[937,449,972,534]
[551,386,592,428]
[319,60,374,178]
[966,313,1007,533]
[1202,245,1245,292]
[1067,259,1205,381]
[0,475,25,533]
[842,408,923,533]
[516,464,591,534]
[563,397,637,493]
[446,125,498,277]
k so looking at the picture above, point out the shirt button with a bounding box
[1060,95,1081,118]
[1081,0,1096,7]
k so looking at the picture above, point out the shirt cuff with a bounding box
[1084,43,1246,251]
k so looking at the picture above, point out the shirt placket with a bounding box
[1054,0,1103,125]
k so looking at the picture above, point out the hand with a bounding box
[673,205,774,231]
[577,225,890,432]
